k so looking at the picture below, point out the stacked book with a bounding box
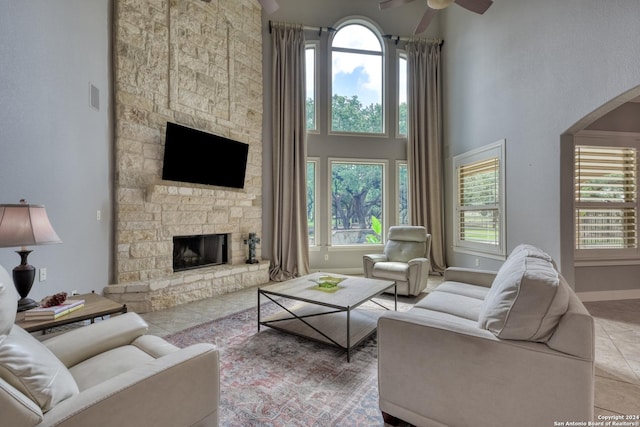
[24,299,85,321]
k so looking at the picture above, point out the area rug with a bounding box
[165,301,407,426]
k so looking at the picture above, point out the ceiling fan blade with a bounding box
[454,0,493,14]
[379,0,416,11]
[414,8,437,34]
[258,0,280,14]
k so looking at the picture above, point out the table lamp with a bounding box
[0,199,62,311]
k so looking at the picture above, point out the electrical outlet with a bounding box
[39,268,47,282]
[475,258,480,267]
[96,210,101,221]
[324,254,329,261]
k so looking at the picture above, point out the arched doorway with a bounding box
[560,85,640,300]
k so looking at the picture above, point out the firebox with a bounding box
[173,233,229,272]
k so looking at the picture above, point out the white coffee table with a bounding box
[258,272,396,362]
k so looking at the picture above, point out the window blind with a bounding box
[575,145,637,250]
[457,156,500,245]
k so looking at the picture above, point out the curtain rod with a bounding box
[382,34,443,46]
[268,20,335,36]
[268,20,443,45]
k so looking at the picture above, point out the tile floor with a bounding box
[138,276,640,420]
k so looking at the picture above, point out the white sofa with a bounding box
[0,265,220,427]
[377,244,595,427]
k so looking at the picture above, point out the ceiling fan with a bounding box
[379,0,493,34]
[258,0,280,14]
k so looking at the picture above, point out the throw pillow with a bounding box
[0,326,79,412]
[0,269,17,335]
[478,246,569,341]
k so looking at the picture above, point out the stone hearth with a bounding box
[104,0,268,312]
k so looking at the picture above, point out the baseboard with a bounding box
[577,288,640,302]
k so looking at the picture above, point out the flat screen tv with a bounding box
[162,122,249,189]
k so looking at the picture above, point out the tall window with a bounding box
[397,162,409,225]
[307,159,318,246]
[330,160,385,245]
[453,140,506,258]
[306,45,317,132]
[330,23,384,134]
[575,144,638,257]
[398,54,407,137]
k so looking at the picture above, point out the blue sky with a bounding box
[333,65,381,107]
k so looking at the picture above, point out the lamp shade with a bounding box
[0,202,62,248]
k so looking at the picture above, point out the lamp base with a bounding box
[17,297,39,312]
[13,250,38,312]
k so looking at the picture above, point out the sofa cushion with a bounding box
[433,282,491,301]
[415,291,484,321]
[478,247,569,342]
[0,326,79,412]
[69,345,155,391]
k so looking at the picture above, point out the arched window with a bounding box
[330,21,384,134]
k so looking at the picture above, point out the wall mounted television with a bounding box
[162,122,249,189]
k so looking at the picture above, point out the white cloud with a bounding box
[332,54,382,105]
[331,24,383,106]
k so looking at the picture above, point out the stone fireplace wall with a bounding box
[104,0,268,312]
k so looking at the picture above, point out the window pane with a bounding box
[453,140,505,257]
[575,145,638,251]
[307,161,316,246]
[575,146,636,203]
[331,51,382,133]
[330,23,383,134]
[459,209,500,245]
[306,47,316,131]
[576,208,636,249]
[398,56,407,136]
[332,24,381,52]
[398,163,409,225]
[457,158,500,245]
[331,162,384,245]
[459,157,500,207]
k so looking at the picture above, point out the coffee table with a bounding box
[258,272,396,362]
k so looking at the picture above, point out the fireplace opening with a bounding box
[173,233,229,272]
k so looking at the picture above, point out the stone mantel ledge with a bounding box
[145,182,256,203]
[104,260,269,313]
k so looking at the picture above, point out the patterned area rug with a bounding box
[165,301,409,426]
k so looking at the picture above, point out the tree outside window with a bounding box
[398,162,409,225]
[307,160,317,246]
[331,161,385,245]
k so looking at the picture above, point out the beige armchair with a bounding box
[363,226,431,296]
[0,265,220,427]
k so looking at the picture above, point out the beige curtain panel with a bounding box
[406,39,446,273]
[269,22,310,281]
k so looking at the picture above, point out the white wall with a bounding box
[441,0,640,293]
[0,0,112,300]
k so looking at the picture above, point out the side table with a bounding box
[15,292,127,334]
